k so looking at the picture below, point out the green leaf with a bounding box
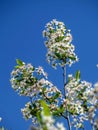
[49,29,54,33]
[37,111,42,123]
[55,52,61,58]
[81,86,87,93]
[40,100,50,116]
[77,86,86,99]
[68,56,76,60]
[75,70,80,81]
[53,92,60,100]
[59,104,65,113]
[55,36,64,42]
[15,65,20,69]
[82,100,88,111]
[16,59,24,66]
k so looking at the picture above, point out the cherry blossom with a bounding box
[43,19,78,68]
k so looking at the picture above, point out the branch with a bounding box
[62,65,66,98]
[91,121,95,130]
[61,113,67,119]
[61,113,71,130]
[67,112,71,130]
[62,65,72,130]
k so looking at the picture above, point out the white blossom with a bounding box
[40,111,66,130]
[43,19,78,68]
[63,74,97,128]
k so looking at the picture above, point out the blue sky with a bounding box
[0,0,98,129]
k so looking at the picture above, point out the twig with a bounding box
[62,65,72,130]
[62,65,66,98]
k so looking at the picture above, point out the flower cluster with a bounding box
[20,77,64,124]
[63,74,97,128]
[10,60,47,97]
[91,83,98,129]
[24,101,66,130]
[43,19,78,68]
[11,60,65,124]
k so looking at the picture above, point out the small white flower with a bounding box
[57,123,66,130]
[41,113,54,124]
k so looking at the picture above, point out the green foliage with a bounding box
[75,70,80,81]
[36,100,51,126]
[53,104,65,116]
[15,59,24,68]
[55,36,64,42]
[67,104,78,115]
[52,92,60,100]
[49,29,54,33]
[68,55,76,61]
[16,59,24,66]
[39,100,51,116]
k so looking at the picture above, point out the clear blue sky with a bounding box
[0,0,98,130]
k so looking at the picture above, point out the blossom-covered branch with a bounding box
[10,19,98,130]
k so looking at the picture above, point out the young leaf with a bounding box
[68,55,76,60]
[75,70,80,81]
[37,111,42,123]
[16,59,24,66]
[40,100,50,116]
[53,92,60,100]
